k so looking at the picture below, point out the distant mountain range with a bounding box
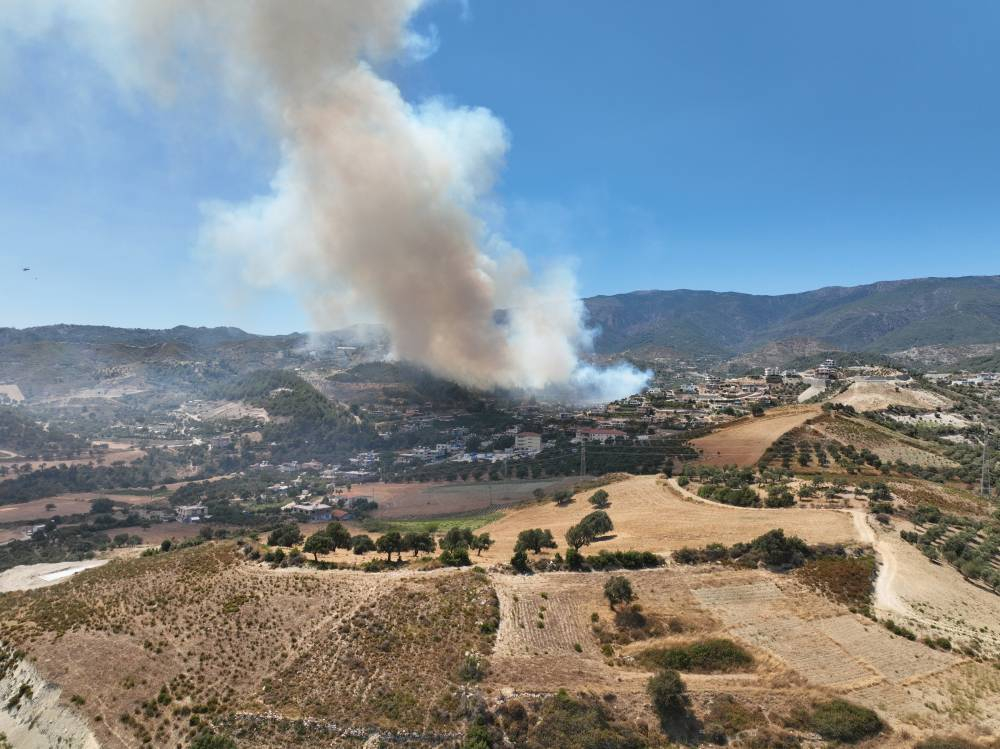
[583,275,1000,364]
[2,276,999,398]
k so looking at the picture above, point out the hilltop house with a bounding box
[281,501,335,523]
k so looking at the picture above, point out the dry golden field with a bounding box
[475,474,859,564]
[691,405,821,466]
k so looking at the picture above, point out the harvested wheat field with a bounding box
[366,477,573,519]
[0,491,164,525]
[486,560,1000,740]
[830,380,952,412]
[474,474,859,564]
[691,405,820,466]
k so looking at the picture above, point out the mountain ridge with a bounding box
[2,276,998,382]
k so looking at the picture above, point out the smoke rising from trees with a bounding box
[3,0,649,401]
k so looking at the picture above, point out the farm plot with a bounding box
[691,405,820,466]
[474,474,859,564]
[695,575,961,693]
[849,661,1000,732]
[492,574,603,658]
[732,616,878,689]
[815,615,956,681]
[813,414,956,468]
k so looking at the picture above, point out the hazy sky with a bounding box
[2,1,999,334]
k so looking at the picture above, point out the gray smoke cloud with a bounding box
[3,0,649,401]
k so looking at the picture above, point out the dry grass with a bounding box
[814,414,956,468]
[0,543,498,748]
[691,405,821,466]
[474,474,859,564]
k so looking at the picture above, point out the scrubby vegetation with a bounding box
[0,406,88,457]
[638,638,754,673]
[899,507,1000,592]
[795,554,876,613]
[0,542,501,746]
[673,528,843,570]
[490,690,646,749]
[792,699,883,743]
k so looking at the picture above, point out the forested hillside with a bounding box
[0,407,86,457]
[583,275,1000,358]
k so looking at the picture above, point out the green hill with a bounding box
[583,275,1000,359]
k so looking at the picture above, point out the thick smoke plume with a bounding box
[4,0,649,402]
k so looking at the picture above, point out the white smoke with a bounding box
[2,0,650,401]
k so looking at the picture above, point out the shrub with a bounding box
[584,549,662,571]
[510,549,531,574]
[553,489,574,506]
[639,639,753,673]
[603,575,635,610]
[565,547,584,571]
[457,653,488,682]
[796,555,875,611]
[588,489,611,508]
[883,618,916,640]
[525,690,646,749]
[647,669,691,725]
[805,699,883,742]
[440,547,472,567]
[190,730,237,749]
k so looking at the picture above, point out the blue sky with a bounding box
[2,1,999,333]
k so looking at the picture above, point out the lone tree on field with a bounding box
[267,523,302,548]
[351,534,375,555]
[325,521,352,551]
[439,527,475,552]
[588,489,610,508]
[402,531,435,556]
[375,531,404,561]
[472,532,495,556]
[566,510,614,550]
[303,532,333,561]
[552,489,574,506]
[603,575,635,610]
[514,528,557,554]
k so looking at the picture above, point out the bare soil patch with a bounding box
[0,492,164,524]
[830,381,952,412]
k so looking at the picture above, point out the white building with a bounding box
[176,504,208,523]
[514,431,542,455]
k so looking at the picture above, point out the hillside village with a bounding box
[1,330,1000,748]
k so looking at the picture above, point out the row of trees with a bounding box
[269,520,495,566]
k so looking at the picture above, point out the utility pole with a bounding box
[982,425,991,499]
[580,440,587,478]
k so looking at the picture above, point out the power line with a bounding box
[982,424,991,499]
